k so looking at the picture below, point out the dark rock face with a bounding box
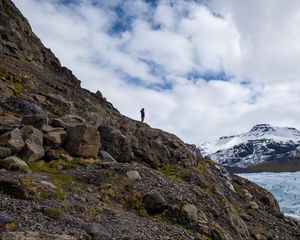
[64,124,100,158]
[0,146,11,158]
[0,0,299,239]
[143,190,168,214]
[22,114,48,130]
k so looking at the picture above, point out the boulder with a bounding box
[0,115,22,135]
[83,223,111,240]
[99,126,132,162]
[181,204,198,222]
[52,115,86,129]
[99,150,117,163]
[249,201,259,210]
[44,128,67,148]
[82,111,104,129]
[32,94,46,104]
[143,190,168,214]
[47,93,74,110]
[0,128,24,152]
[0,147,11,159]
[0,156,28,171]
[64,124,100,158]
[40,180,57,190]
[61,153,73,162]
[126,170,141,181]
[21,126,44,162]
[22,113,48,130]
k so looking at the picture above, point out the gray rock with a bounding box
[99,126,132,163]
[181,204,198,222]
[47,93,74,110]
[0,156,28,171]
[52,115,85,129]
[99,150,117,163]
[143,190,168,214]
[83,223,111,240]
[249,201,259,210]
[0,115,22,135]
[40,180,57,190]
[61,153,73,162]
[41,124,55,133]
[82,111,104,129]
[44,128,67,148]
[64,124,100,158]
[0,232,76,239]
[0,147,11,159]
[0,128,25,152]
[22,113,48,130]
[126,170,141,181]
[21,126,44,162]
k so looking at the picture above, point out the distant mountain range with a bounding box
[200,124,300,172]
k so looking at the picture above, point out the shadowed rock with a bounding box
[64,124,100,158]
[21,126,44,161]
[22,113,48,130]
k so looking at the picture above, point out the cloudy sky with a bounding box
[12,0,300,145]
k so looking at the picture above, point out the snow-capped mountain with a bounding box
[201,124,300,172]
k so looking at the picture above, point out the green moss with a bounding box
[121,191,143,210]
[28,160,60,174]
[52,175,72,185]
[157,164,192,179]
[44,207,62,219]
[40,187,67,200]
[97,177,129,203]
[233,182,246,197]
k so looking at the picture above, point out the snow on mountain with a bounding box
[200,124,300,169]
[239,171,300,220]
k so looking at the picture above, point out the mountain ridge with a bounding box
[201,124,300,172]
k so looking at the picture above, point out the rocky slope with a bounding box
[0,0,299,239]
[201,124,300,172]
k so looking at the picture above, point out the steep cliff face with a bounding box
[0,0,299,239]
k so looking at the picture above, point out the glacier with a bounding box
[238,171,300,220]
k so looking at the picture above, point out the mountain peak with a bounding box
[250,124,274,132]
[201,124,300,171]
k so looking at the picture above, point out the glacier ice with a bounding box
[238,171,300,219]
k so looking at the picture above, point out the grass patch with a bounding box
[28,160,60,174]
[28,159,81,174]
[2,222,17,232]
[44,207,62,219]
[97,177,129,203]
[41,188,67,200]
[157,164,192,179]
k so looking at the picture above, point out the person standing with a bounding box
[140,108,145,122]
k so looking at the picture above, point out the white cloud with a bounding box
[11,0,300,145]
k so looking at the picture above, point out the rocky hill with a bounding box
[201,124,300,173]
[0,0,299,239]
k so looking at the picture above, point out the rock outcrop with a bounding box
[0,0,299,239]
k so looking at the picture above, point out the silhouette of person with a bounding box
[140,108,145,122]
